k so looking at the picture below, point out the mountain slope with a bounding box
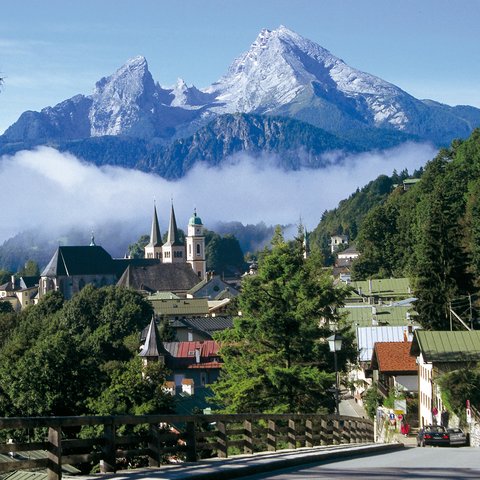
[49,114,375,179]
[207,26,478,144]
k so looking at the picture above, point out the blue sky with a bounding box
[1,0,479,134]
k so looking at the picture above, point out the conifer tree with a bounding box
[211,229,353,413]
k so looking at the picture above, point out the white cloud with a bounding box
[0,142,438,247]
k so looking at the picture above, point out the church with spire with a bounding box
[38,203,207,300]
[144,203,206,281]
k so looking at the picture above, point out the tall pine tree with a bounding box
[211,230,353,413]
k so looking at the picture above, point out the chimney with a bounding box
[181,378,194,396]
[195,347,201,364]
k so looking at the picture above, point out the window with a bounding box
[196,244,201,256]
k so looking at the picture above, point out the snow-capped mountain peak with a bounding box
[2,25,479,149]
[89,56,159,136]
[206,25,410,128]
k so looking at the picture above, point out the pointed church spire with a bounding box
[139,317,164,359]
[147,203,162,247]
[165,202,183,246]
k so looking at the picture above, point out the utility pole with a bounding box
[468,293,473,330]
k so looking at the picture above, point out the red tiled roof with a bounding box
[163,340,220,358]
[371,341,417,373]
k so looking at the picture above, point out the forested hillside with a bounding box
[309,169,421,262]
[349,129,480,329]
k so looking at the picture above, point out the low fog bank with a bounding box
[0,142,438,266]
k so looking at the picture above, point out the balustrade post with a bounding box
[185,420,197,462]
[343,420,351,444]
[333,418,341,445]
[287,419,296,449]
[305,419,313,448]
[350,420,358,443]
[101,419,116,473]
[361,420,366,443]
[148,423,161,467]
[361,419,368,443]
[267,419,276,451]
[243,419,253,455]
[367,420,374,442]
[47,426,62,480]
[324,418,333,445]
[216,420,228,458]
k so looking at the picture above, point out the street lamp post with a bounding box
[327,333,344,416]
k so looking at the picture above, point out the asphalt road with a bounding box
[236,446,480,479]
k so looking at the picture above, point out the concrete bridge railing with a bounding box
[0,413,374,480]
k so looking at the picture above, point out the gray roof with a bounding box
[117,263,200,293]
[356,325,419,362]
[172,316,234,338]
[19,276,39,289]
[41,246,116,277]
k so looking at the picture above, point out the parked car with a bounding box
[416,425,450,447]
[447,427,468,446]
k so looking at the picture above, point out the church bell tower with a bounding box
[186,209,206,280]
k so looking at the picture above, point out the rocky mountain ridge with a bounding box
[1,26,479,173]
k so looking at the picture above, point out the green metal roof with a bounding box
[148,292,180,300]
[150,297,209,316]
[188,209,203,226]
[349,278,412,298]
[412,330,480,363]
[339,305,417,328]
[403,178,421,185]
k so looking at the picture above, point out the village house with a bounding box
[0,275,39,310]
[330,234,348,253]
[139,318,223,412]
[369,340,418,398]
[170,316,234,342]
[410,330,480,427]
